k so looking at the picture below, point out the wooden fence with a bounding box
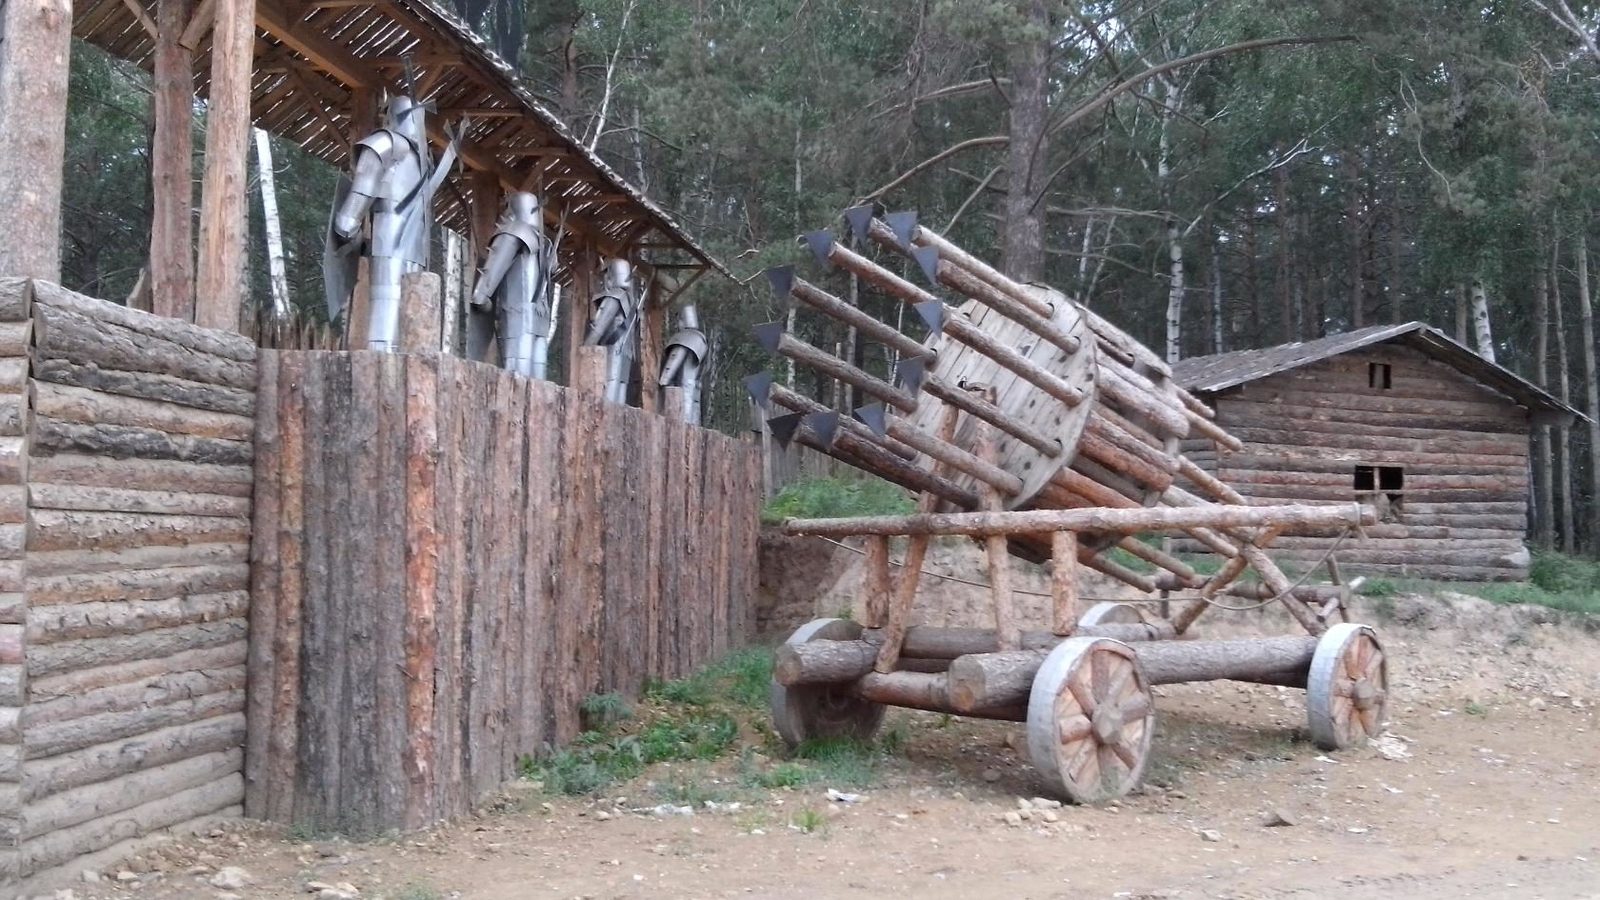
[246,351,759,833]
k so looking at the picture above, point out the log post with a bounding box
[976,410,1018,650]
[858,535,892,628]
[1050,530,1078,636]
[0,0,73,279]
[398,272,442,356]
[873,401,962,673]
[662,385,685,423]
[638,267,663,413]
[150,0,195,321]
[566,243,599,385]
[574,344,609,398]
[193,0,257,331]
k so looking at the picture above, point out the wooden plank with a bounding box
[430,358,465,822]
[293,353,337,826]
[402,353,439,827]
[243,351,278,818]
[33,359,254,416]
[372,353,408,826]
[266,351,305,824]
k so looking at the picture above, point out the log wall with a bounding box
[246,351,759,834]
[1182,344,1532,581]
[0,279,256,887]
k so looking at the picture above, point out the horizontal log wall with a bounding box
[1184,345,1532,581]
[247,351,759,834]
[3,280,256,887]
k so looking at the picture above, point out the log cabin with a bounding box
[1171,323,1583,582]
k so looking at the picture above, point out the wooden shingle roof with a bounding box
[1171,322,1584,425]
[73,0,729,289]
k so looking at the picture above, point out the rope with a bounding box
[807,525,1359,613]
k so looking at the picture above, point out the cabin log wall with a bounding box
[246,351,759,834]
[1182,345,1531,581]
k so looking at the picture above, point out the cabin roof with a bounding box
[72,0,730,290]
[1170,322,1585,423]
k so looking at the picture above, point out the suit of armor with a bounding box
[658,304,708,425]
[325,94,456,351]
[466,192,554,378]
[582,258,642,404]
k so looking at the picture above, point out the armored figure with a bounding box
[466,192,555,378]
[325,93,457,351]
[658,304,708,425]
[582,258,642,404]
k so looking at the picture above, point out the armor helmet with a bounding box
[386,94,427,150]
[506,191,542,225]
[604,258,634,292]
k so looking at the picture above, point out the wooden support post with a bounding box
[398,272,442,355]
[566,243,598,384]
[975,411,1018,650]
[874,401,962,673]
[344,89,378,348]
[194,0,257,331]
[858,535,892,628]
[150,0,195,321]
[0,0,73,279]
[574,344,609,398]
[1050,530,1078,636]
[639,267,664,413]
[663,385,685,423]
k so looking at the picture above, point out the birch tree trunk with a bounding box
[441,229,463,355]
[1454,282,1468,343]
[1550,239,1574,552]
[1160,77,1184,363]
[1577,230,1600,554]
[253,128,291,322]
[1533,262,1552,549]
[1001,0,1050,281]
[1470,278,1494,362]
[1211,230,1225,354]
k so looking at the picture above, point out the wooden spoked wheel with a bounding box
[1026,637,1154,803]
[1079,601,1142,627]
[1307,623,1388,751]
[770,618,885,748]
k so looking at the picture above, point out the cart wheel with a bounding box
[1079,601,1141,627]
[1307,623,1388,751]
[770,618,885,749]
[1026,637,1154,803]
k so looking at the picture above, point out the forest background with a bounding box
[56,0,1600,555]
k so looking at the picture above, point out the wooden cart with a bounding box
[755,210,1391,802]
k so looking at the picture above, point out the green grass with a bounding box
[761,476,913,525]
[1354,550,1600,618]
[392,883,444,900]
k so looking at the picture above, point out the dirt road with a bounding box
[64,595,1600,899]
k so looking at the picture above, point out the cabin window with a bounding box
[1354,464,1404,521]
[1368,362,1392,389]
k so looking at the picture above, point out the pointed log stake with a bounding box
[875,402,963,673]
[782,503,1375,539]
[921,376,1061,456]
[760,327,919,412]
[1051,531,1079,636]
[976,408,1019,650]
[770,384,916,460]
[788,276,933,363]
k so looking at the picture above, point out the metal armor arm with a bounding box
[584,296,625,346]
[472,233,520,309]
[659,346,688,386]
[334,136,395,239]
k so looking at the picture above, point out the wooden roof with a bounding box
[72,0,729,289]
[1171,322,1584,425]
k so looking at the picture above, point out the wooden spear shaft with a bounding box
[790,277,933,362]
[770,331,918,411]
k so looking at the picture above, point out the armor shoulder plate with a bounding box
[354,130,398,162]
[665,327,709,361]
[495,221,545,255]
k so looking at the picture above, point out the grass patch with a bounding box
[761,476,913,525]
[392,883,444,900]
[520,648,774,797]
[1365,550,1600,618]
[1464,701,1488,717]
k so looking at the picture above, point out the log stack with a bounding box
[0,280,257,888]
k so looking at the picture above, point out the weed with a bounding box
[1359,577,1398,598]
[761,476,913,524]
[392,883,444,900]
[747,762,817,789]
[653,768,734,807]
[645,647,774,710]
[1464,701,1488,717]
[580,692,633,731]
[792,808,826,834]
[792,736,892,788]
[284,822,331,843]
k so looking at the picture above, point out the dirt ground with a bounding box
[52,593,1600,900]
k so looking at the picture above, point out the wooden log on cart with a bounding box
[946,636,1319,713]
[852,670,1026,721]
[783,502,1374,538]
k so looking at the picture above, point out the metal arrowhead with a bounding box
[885,211,919,248]
[853,403,888,437]
[805,411,840,447]
[767,412,804,450]
[912,246,941,284]
[753,321,785,353]
[804,230,836,266]
[914,300,945,336]
[765,265,795,298]
[843,205,874,243]
[896,357,928,394]
[743,372,775,410]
